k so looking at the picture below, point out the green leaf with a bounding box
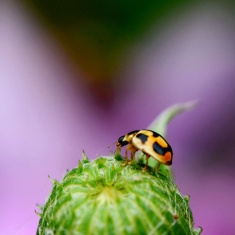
[148,100,198,137]
[138,100,198,176]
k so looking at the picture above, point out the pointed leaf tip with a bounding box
[148,100,198,137]
[194,227,203,235]
[77,160,83,173]
[36,204,44,210]
[82,150,90,163]
[184,195,190,204]
[48,175,59,185]
[35,210,43,217]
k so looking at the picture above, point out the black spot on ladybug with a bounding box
[153,142,165,155]
[136,133,148,144]
[166,145,173,154]
[151,131,160,137]
[128,130,139,135]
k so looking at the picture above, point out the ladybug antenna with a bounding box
[108,142,116,148]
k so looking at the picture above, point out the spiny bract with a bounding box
[36,153,201,235]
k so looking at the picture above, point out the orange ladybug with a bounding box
[115,130,173,171]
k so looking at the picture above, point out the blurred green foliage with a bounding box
[22,1,195,92]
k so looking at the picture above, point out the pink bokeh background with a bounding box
[1,2,235,234]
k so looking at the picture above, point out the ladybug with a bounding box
[115,129,173,171]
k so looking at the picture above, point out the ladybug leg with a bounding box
[115,145,121,154]
[122,149,129,166]
[155,161,161,172]
[128,150,137,164]
[142,154,150,172]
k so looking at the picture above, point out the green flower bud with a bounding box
[37,152,201,235]
[37,101,202,235]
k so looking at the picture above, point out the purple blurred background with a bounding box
[1,1,235,234]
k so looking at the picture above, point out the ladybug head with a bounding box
[117,135,128,147]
